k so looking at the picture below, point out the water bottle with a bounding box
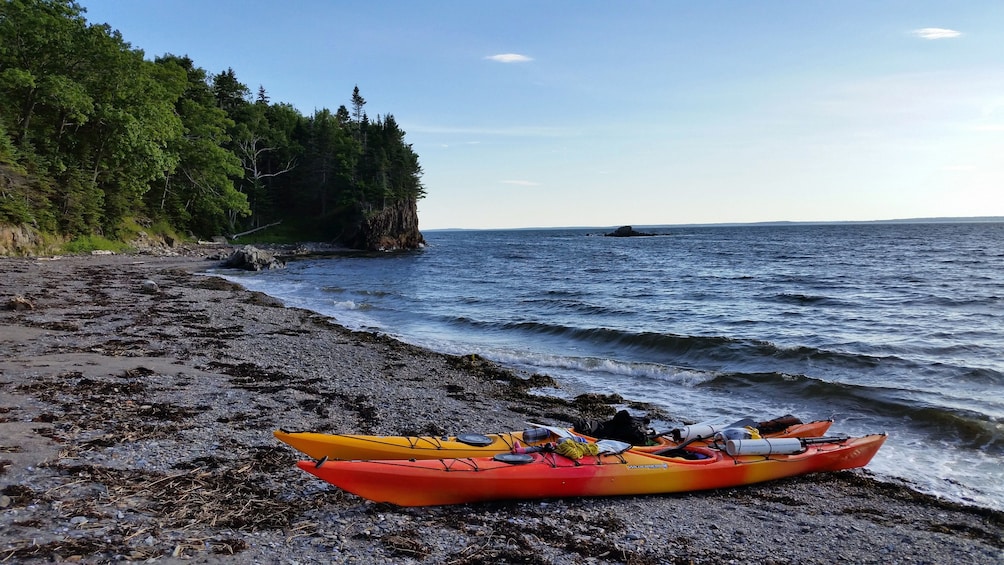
[522,428,551,442]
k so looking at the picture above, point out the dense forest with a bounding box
[0,0,425,252]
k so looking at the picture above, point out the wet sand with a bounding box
[1,251,1001,563]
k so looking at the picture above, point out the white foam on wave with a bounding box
[330,300,369,311]
[867,437,1004,511]
[209,272,384,333]
[486,350,719,386]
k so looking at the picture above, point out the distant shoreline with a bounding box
[426,216,1004,232]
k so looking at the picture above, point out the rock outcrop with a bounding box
[129,230,178,255]
[342,198,425,251]
[605,225,657,237]
[0,224,48,256]
[224,246,286,271]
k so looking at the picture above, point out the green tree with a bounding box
[0,0,91,149]
[71,24,185,234]
[1,5,425,249]
[350,85,366,123]
[212,67,249,114]
[149,55,247,236]
[301,108,355,217]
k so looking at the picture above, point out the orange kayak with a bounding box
[274,419,833,461]
[295,433,886,506]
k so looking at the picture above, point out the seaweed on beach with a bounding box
[207,361,382,430]
[380,528,432,558]
[1,538,156,563]
[1,533,246,562]
[15,451,335,561]
[184,323,244,341]
[196,277,244,292]
[217,410,274,429]
[91,338,160,357]
[28,320,81,332]
[446,353,523,383]
[16,370,147,397]
[15,369,207,452]
[208,361,293,392]
[2,484,38,506]
[246,291,285,307]
[428,505,649,565]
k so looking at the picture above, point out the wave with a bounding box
[771,293,849,307]
[516,297,632,317]
[901,294,1004,309]
[487,349,719,387]
[704,372,1004,455]
[330,300,369,311]
[480,320,908,372]
[321,286,392,298]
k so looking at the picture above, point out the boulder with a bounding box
[140,280,160,294]
[224,246,285,271]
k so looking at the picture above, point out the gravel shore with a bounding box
[1,250,1002,564]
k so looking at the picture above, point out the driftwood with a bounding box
[230,221,282,240]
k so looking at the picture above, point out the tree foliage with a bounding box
[0,0,424,243]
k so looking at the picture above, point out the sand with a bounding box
[1,250,1001,564]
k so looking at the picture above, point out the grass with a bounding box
[62,234,131,254]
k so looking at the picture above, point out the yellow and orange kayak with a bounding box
[274,419,833,461]
[294,433,887,506]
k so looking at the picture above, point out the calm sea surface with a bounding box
[215,222,1004,510]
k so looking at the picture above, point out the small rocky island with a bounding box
[605,225,658,237]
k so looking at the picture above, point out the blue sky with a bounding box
[81,1,1004,229]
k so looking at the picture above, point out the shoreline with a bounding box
[2,251,1002,563]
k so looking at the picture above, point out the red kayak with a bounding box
[295,433,887,506]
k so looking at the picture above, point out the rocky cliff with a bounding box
[342,198,425,251]
[0,224,48,256]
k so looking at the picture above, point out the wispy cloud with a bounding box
[969,123,1004,132]
[500,180,540,187]
[912,28,961,40]
[485,53,533,63]
[404,123,577,137]
[437,141,482,148]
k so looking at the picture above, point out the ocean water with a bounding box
[215,222,1004,510]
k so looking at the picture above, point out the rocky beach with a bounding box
[1,249,1001,564]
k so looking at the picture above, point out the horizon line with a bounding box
[423,215,1004,232]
